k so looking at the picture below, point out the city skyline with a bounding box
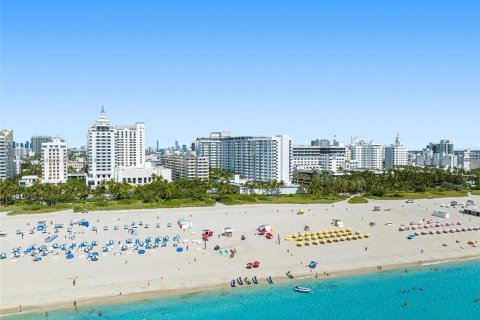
[1,1,479,149]
[5,107,480,151]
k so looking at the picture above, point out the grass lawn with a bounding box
[348,196,368,204]
[0,205,21,212]
[470,190,480,196]
[218,194,347,205]
[6,204,74,215]
[4,199,216,215]
[73,199,216,212]
[367,189,469,200]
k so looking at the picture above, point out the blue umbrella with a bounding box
[138,249,145,254]
[66,254,74,259]
[176,247,184,252]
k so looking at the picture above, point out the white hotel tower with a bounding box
[41,136,67,184]
[87,107,116,187]
[87,107,146,187]
[196,132,292,184]
[385,134,408,170]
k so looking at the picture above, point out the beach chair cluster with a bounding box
[398,220,463,232]
[1,234,186,263]
[284,228,370,247]
[230,275,272,287]
[406,225,480,239]
[215,247,237,256]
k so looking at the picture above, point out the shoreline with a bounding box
[2,195,479,317]
[3,254,479,317]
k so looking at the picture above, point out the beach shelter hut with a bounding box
[258,224,272,232]
[178,219,192,230]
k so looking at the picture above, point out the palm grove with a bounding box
[1,164,479,210]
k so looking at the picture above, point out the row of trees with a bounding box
[1,166,479,206]
[0,168,240,206]
[300,166,480,197]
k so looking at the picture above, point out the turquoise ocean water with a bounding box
[6,260,480,320]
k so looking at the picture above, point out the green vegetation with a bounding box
[6,204,73,216]
[367,189,469,200]
[297,167,479,199]
[73,199,215,212]
[218,194,346,205]
[348,196,368,204]
[1,165,478,215]
[470,190,480,196]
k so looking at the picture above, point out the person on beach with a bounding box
[74,301,77,311]
[18,305,22,312]
[73,279,76,286]
[45,311,48,318]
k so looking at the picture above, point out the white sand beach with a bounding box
[1,195,479,315]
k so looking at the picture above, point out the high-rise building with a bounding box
[349,136,384,170]
[41,136,68,184]
[163,152,209,180]
[87,107,116,187]
[196,132,292,184]
[293,139,347,173]
[416,139,457,169]
[195,131,231,169]
[385,134,408,169]
[433,140,454,155]
[471,151,480,170]
[311,139,330,147]
[0,129,15,179]
[87,107,146,187]
[115,122,145,167]
[31,136,52,156]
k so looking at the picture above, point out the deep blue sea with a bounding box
[6,260,480,320]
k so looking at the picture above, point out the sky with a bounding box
[1,0,479,150]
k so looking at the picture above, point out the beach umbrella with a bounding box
[253,261,260,268]
[66,254,74,259]
[246,262,253,269]
[176,247,184,252]
[138,249,145,254]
